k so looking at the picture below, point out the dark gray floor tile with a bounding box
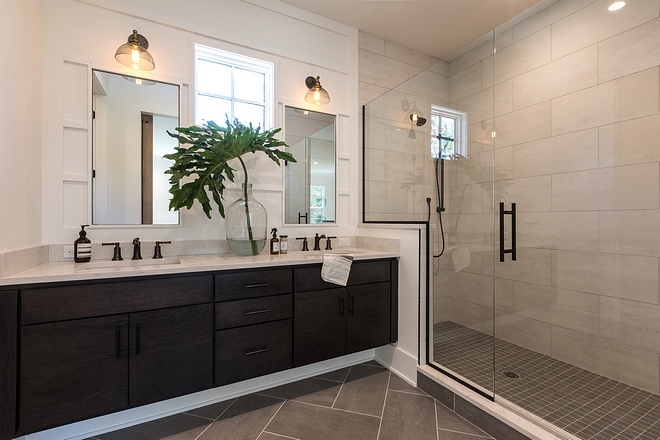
[417,372,455,410]
[388,373,427,395]
[198,394,284,440]
[316,367,351,383]
[361,360,386,368]
[183,398,236,420]
[259,433,299,440]
[378,390,437,440]
[333,364,390,416]
[455,396,530,440]
[266,400,380,440]
[258,377,342,407]
[436,401,492,438]
[95,413,210,440]
[438,430,495,439]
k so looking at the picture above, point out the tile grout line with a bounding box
[434,397,440,440]
[293,397,382,419]
[261,431,299,440]
[258,400,287,440]
[193,397,238,440]
[331,365,352,409]
[375,371,392,440]
[588,392,654,439]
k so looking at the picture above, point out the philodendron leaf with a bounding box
[165,118,296,218]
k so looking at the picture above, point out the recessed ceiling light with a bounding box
[608,1,625,11]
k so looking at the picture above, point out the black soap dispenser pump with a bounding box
[74,225,92,263]
[270,228,280,255]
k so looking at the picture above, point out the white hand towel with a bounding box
[451,247,471,272]
[321,254,354,286]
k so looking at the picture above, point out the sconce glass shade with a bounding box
[115,30,155,71]
[304,76,330,105]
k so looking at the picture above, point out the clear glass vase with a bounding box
[225,183,267,256]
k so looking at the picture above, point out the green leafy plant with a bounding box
[165,118,296,253]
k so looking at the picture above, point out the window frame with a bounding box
[430,105,467,159]
[194,44,274,129]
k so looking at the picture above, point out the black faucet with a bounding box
[153,241,171,259]
[102,242,123,261]
[132,238,142,260]
[313,233,326,251]
[296,237,309,251]
[325,236,337,251]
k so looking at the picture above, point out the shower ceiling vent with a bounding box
[503,371,520,379]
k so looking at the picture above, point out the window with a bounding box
[431,105,467,159]
[195,45,273,128]
[310,185,325,224]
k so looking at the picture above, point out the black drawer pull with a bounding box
[115,327,120,359]
[244,347,269,356]
[244,283,270,288]
[349,295,355,315]
[136,324,141,355]
[339,296,345,317]
[244,309,270,316]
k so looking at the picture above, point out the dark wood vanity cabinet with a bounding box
[0,257,397,439]
[293,259,398,367]
[214,268,293,385]
[17,275,213,435]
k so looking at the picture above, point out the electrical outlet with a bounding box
[338,237,350,247]
[63,246,74,259]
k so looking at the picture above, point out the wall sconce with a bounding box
[304,76,330,105]
[115,30,155,71]
[401,100,427,127]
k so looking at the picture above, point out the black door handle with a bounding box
[499,202,517,262]
[349,295,355,315]
[115,327,120,359]
[339,296,345,317]
[135,324,141,355]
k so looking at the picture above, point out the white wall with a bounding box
[0,0,42,253]
[42,0,359,246]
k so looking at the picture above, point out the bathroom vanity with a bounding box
[0,250,398,439]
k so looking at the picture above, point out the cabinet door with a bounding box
[294,288,346,366]
[346,282,391,354]
[0,292,16,440]
[19,315,129,435]
[129,303,213,407]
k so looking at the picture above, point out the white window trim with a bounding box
[194,44,274,129]
[431,105,468,159]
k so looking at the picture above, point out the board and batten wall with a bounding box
[41,0,359,246]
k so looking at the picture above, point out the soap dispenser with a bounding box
[74,225,92,263]
[270,228,280,255]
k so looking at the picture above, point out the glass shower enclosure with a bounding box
[364,1,660,438]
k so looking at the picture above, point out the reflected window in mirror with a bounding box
[284,106,336,225]
[195,45,273,128]
[92,70,179,225]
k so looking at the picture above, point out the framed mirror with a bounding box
[92,70,179,225]
[284,106,336,224]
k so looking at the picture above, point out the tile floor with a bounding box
[87,361,493,440]
[433,321,660,440]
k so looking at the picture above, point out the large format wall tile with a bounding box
[512,45,597,110]
[384,40,434,69]
[517,212,599,252]
[495,277,514,313]
[600,210,660,257]
[495,247,552,286]
[455,88,493,124]
[494,27,551,84]
[599,18,660,82]
[551,0,659,60]
[495,176,552,213]
[455,37,493,73]
[513,0,597,42]
[359,48,413,89]
[551,326,660,393]
[449,298,494,335]
[495,312,553,355]
[551,163,660,211]
[493,101,552,149]
[513,281,599,334]
[553,250,659,304]
[551,67,659,136]
[456,272,494,308]
[513,129,598,178]
[599,113,660,168]
[494,80,513,116]
[450,62,483,103]
[408,69,449,104]
[599,297,660,353]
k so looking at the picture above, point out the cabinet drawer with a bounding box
[215,319,292,386]
[22,275,213,325]
[215,294,292,330]
[294,260,391,292]
[215,268,292,301]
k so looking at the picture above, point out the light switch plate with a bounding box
[63,246,74,259]
[338,237,350,247]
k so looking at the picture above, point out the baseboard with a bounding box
[374,344,417,385]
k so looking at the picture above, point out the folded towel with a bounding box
[321,254,354,286]
[451,247,471,272]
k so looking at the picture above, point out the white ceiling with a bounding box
[279,0,544,59]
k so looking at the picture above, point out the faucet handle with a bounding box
[296,237,309,251]
[132,238,142,260]
[325,236,337,251]
[153,241,171,259]
[102,242,123,261]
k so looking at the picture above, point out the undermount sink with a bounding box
[76,257,181,272]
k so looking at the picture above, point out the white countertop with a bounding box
[0,248,399,287]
